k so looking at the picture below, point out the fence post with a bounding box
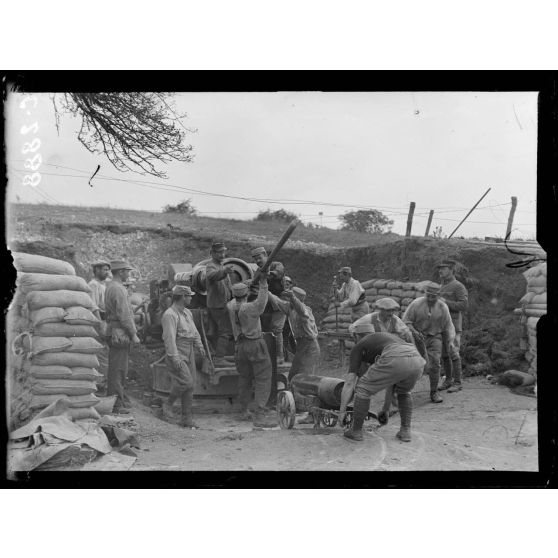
[505,196,518,239]
[405,202,416,237]
[424,210,434,236]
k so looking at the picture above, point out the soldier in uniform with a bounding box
[161,285,206,428]
[332,266,370,321]
[205,241,235,366]
[227,274,277,428]
[402,282,455,403]
[437,260,468,393]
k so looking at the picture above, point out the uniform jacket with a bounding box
[205,258,232,309]
[440,278,468,332]
[105,280,137,339]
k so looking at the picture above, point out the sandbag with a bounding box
[401,298,414,306]
[64,306,100,326]
[67,407,101,421]
[30,393,100,409]
[531,293,547,305]
[27,336,73,356]
[31,379,98,396]
[26,290,95,311]
[373,280,388,289]
[524,309,546,318]
[402,290,416,299]
[390,289,404,298]
[33,322,99,338]
[33,352,100,369]
[29,364,73,380]
[527,317,539,328]
[130,293,147,306]
[360,280,377,289]
[520,292,534,305]
[70,367,103,381]
[66,337,104,354]
[17,273,91,294]
[365,287,378,296]
[526,286,546,295]
[12,252,76,276]
[378,289,391,296]
[386,281,402,290]
[526,275,546,288]
[402,282,416,291]
[29,307,67,327]
[524,304,547,311]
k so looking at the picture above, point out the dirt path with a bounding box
[127,377,537,471]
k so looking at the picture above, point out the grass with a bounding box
[7,203,403,250]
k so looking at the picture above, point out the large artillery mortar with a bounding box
[276,374,377,430]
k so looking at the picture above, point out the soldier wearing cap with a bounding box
[437,260,468,393]
[269,286,321,424]
[161,285,206,427]
[205,241,235,366]
[402,281,455,403]
[348,297,413,343]
[332,266,370,321]
[226,273,277,428]
[250,246,288,364]
[105,260,141,414]
[88,260,111,389]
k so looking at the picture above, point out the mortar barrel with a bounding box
[291,375,324,398]
[317,377,345,407]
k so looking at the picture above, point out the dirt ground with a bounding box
[125,376,537,472]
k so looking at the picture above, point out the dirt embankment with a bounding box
[8,220,528,375]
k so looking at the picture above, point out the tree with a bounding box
[52,93,195,178]
[339,209,394,233]
[163,198,197,215]
[254,208,299,223]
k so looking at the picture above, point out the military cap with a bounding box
[91,260,111,269]
[172,284,193,296]
[231,282,249,297]
[251,246,267,257]
[423,281,441,294]
[338,266,352,274]
[375,297,400,310]
[436,259,456,269]
[353,323,375,334]
[110,260,133,272]
[292,286,306,298]
[211,242,227,252]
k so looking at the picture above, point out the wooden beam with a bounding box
[448,188,491,239]
[505,196,518,240]
[424,210,434,236]
[405,202,416,237]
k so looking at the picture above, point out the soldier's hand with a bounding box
[281,290,294,299]
[132,334,141,344]
[224,266,235,275]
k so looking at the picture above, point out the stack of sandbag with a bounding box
[11,252,105,422]
[320,278,425,352]
[514,262,546,376]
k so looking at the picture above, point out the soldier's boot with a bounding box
[439,357,453,390]
[180,390,198,428]
[396,392,412,442]
[275,334,285,365]
[343,396,369,442]
[429,370,443,403]
[447,358,463,392]
[163,388,180,419]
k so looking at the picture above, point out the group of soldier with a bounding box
[85,247,469,444]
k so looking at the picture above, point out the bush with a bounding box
[254,208,298,223]
[163,199,197,216]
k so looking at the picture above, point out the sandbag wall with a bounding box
[8,252,104,427]
[514,262,547,376]
[321,278,425,352]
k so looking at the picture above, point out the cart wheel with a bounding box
[277,390,296,430]
[320,412,338,428]
[342,412,353,428]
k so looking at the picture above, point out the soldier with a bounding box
[205,241,235,366]
[332,266,370,321]
[402,282,455,404]
[227,274,277,428]
[105,260,141,414]
[88,260,111,391]
[250,246,288,364]
[348,297,413,343]
[269,286,320,425]
[339,332,426,443]
[437,260,468,393]
[161,285,206,428]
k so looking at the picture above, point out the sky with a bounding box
[5,91,538,239]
